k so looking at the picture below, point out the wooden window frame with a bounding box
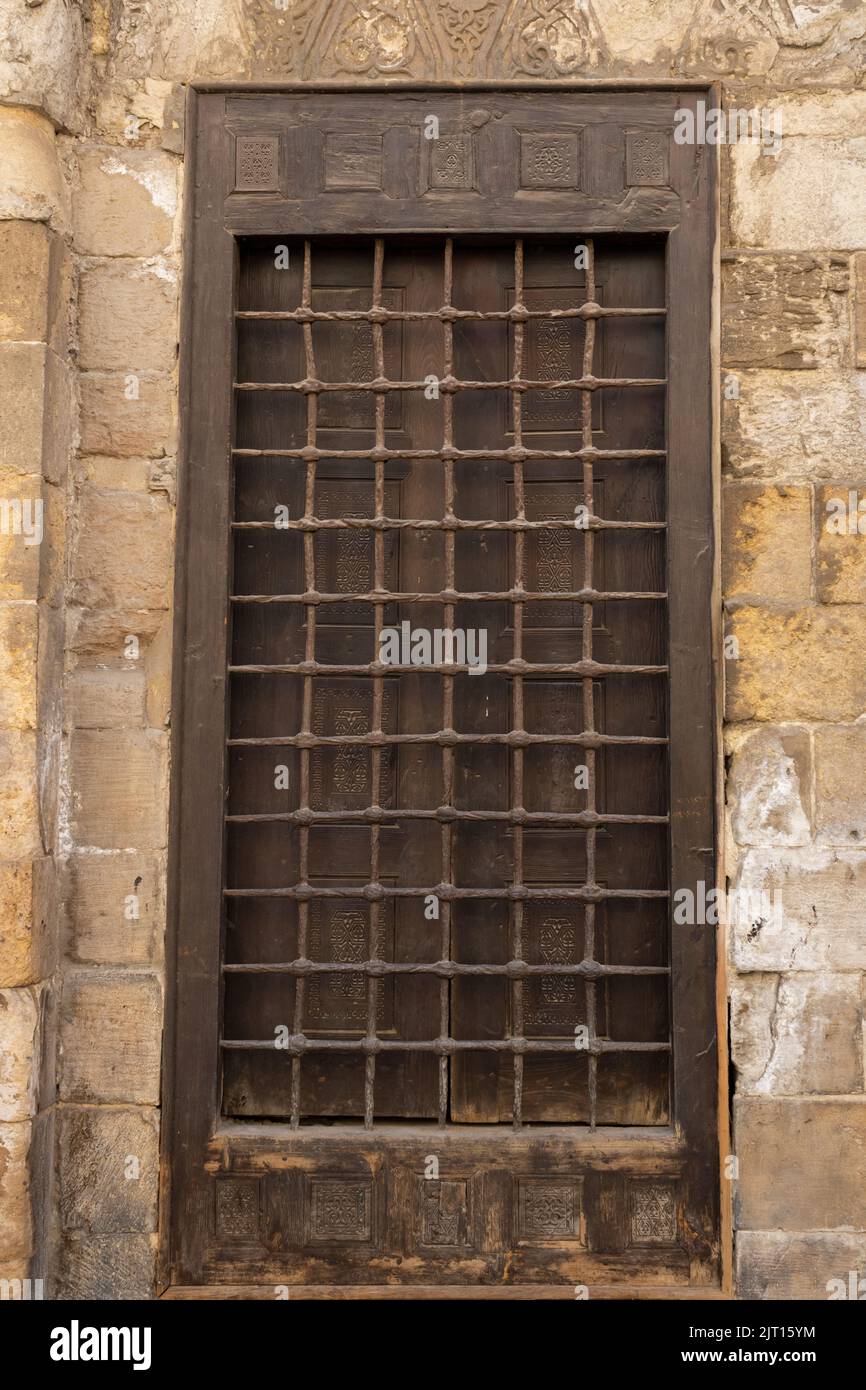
[160,83,725,1299]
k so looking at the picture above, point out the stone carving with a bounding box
[630,1182,678,1244]
[215,1179,261,1238]
[502,0,607,77]
[518,1179,583,1238]
[435,0,501,77]
[310,1179,373,1240]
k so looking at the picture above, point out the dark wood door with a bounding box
[166,89,719,1297]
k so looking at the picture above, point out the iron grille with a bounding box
[221,236,670,1130]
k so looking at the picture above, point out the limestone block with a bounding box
[72,488,172,611]
[723,370,866,481]
[722,484,812,603]
[731,973,863,1095]
[80,373,176,458]
[725,606,866,722]
[816,484,866,602]
[815,726,866,845]
[65,853,163,966]
[79,260,177,373]
[59,1107,159,1233]
[726,725,811,847]
[721,255,848,370]
[68,730,167,851]
[732,847,866,971]
[59,972,162,1104]
[73,148,177,257]
[735,1098,866,1230]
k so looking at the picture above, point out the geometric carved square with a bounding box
[214,1179,261,1240]
[235,136,280,193]
[324,132,383,190]
[517,1179,584,1241]
[625,130,669,187]
[519,132,581,190]
[629,1181,678,1244]
[308,1179,373,1242]
[427,132,475,190]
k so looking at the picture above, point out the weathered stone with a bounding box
[67,668,147,730]
[72,489,172,611]
[0,474,43,603]
[726,726,811,847]
[735,1098,866,1230]
[732,847,866,971]
[0,732,40,860]
[144,613,173,729]
[65,853,163,966]
[0,222,52,343]
[68,730,167,851]
[856,253,866,371]
[75,456,157,493]
[0,1120,32,1263]
[0,343,48,479]
[731,974,863,1095]
[0,987,40,1121]
[0,0,88,133]
[67,607,166,662]
[723,370,866,481]
[0,108,67,228]
[816,484,866,603]
[79,260,177,373]
[0,604,37,731]
[722,484,812,603]
[731,100,866,250]
[726,606,866,723]
[721,255,848,369]
[0,862,34,988]
[73,148,178,257]
[59,972,162,1104]
[815,726,866,845]
[59,1107,159,1233]
[57,1233,156,1300]
[79,373,176,458]
[737,1232,866,1301]
[0,857,56,990]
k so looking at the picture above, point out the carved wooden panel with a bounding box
[323,131,383,189]
[313,479,400,623]
[625,130,670,187]
[422,130,476,191]
[517,1178,584,1241]
[629,1181,679,1245]
[307,1178,373,1242]
[420,1180,469,1246]
[314,290,404,430]
[519,130,582,189]
[307,889,395,1032]
[310,679,396,809]
[235,135,280,192]
[215,1179,261,1240]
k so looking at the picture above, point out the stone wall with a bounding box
[1,0,865,1300]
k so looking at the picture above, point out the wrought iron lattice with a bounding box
[222,236,670,1131]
